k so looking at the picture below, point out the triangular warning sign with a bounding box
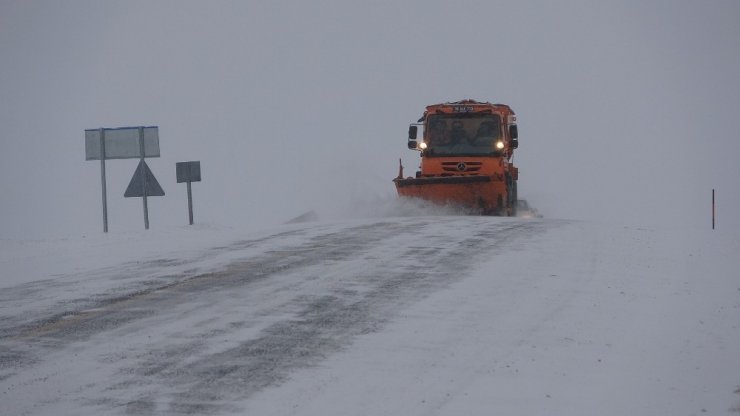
[124,160,165,197]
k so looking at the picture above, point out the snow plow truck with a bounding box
[394,99,519,216]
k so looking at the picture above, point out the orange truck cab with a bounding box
[393,99,520,215]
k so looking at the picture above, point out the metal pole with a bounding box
[100,128,108,233]
[187,181,194,225]
[712,189,715,230]
[139,127,149,230]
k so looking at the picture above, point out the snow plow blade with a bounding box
[393,175,506,215]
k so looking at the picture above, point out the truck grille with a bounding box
[441,161,482,173]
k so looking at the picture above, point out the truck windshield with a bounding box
[425,114,502,156]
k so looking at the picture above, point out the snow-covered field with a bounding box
[1,213,739,415]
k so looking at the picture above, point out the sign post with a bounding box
[123,160,165,228]
[712,189,715,230]
[86,126,161,231]
[176,161,201,225]
[99,128,108,232]
[139,127,149,229]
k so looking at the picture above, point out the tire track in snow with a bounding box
[114,219,548,415]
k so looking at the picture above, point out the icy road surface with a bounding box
[1,216,739,415]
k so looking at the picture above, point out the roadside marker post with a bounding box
[712,189,715,230]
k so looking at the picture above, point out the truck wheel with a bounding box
[504,175,516,217]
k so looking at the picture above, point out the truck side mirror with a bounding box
[509,125,519,148]
[407,125,418,149]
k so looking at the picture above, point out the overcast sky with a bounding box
[1,0,739,239]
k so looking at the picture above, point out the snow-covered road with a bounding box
[1,216,738,415]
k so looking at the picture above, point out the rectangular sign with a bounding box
[176,161,201,183]
[85,126,160,160]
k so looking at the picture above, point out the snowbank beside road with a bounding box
[246,221,740,416]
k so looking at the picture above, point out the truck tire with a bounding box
[504,174,516,217]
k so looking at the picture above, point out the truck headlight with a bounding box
[419,142,428,150]
[495,141,504,149]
